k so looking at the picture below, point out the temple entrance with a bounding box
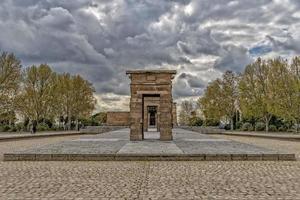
[126,70,176,141]
[148,106,157,131]
[142,95,160,140]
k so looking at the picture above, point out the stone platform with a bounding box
[4,128,296,161]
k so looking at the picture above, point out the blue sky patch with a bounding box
[249,45,272,56]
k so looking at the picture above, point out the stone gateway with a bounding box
[126,70,176,141]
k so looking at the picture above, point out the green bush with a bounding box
[278,126,287,132]
[269,125,277,132]
[15,123,24,132]
[236,121,243,130]
[241,122,253,131]
[255,122,265,131]
[0,125,11,132]
[224,124,231,130]
[204,119,219,126]
[50,125,64,131]
[37,123,50,131]
[9,126,17,132]
[189,117,203,126]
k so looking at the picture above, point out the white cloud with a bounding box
[0,0,299,110]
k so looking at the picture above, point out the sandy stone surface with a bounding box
[6,129,285,159]
[0,134,299,199]
[212,134,300,160]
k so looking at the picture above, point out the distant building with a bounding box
[106,112,130,126]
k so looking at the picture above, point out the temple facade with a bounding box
[126,70,176,141]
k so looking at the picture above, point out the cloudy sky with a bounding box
[1,0,300,111]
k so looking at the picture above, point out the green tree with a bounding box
[198,79,223,123]
[178,100,194,125]
[199,71,238,130]
[15,64,57,123]
[55,73,74,130]
[55,73,96,130]
[71,75,96,130]
[239,58,272,132]
[268,57,300,132]
[0,52,21,118]
[91,112,107,125]
[220,71,239,130]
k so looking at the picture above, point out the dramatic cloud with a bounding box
[0,0,299,110]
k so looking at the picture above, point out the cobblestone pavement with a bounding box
[0,135,300,199]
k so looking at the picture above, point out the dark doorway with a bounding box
[142,94,160,140]
[148,106,157,126]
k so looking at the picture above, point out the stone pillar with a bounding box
[172,103,177,127]
[130,94,143,141]
[143,103,148,132]
[159,93,173,140]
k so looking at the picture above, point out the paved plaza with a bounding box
[4,129,295,161]
[0,132,299,199]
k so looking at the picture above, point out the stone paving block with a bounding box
[51,154,69,161]
[205,154,231,161]
[205,154,218,161]
[278,154,296,161]
[3,153,17,161]
[115,156,146,161]
[176,155,205,161]
[35,154,52,161]
[17,154,36,161]
[217,154,232,161]
[263,154,279,161]
[189,154,206,161]
[247,154,263,161]
[87,155,115,161]
[231,154,247,161]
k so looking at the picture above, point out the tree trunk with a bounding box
[75,118,78,131]
[68,113,71,130]
[265,115,270,132]
[230,118,234,130]
[27,121,30,132]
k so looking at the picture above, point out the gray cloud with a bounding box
[178,73,206,88]
[0,0,299,110]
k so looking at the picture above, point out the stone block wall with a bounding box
[106,112,130,126]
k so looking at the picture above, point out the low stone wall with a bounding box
[106,112,130,126]
[179,126,225,134]
[80,126,127,134]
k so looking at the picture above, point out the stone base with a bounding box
[160,135,173,141]
[3,128,296,162]
[4,153,296,161]
[130,136,143,141]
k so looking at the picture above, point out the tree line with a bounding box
[0,52,96,131]
[180,56,300,133]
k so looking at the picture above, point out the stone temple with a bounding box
[126,70,177,141]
